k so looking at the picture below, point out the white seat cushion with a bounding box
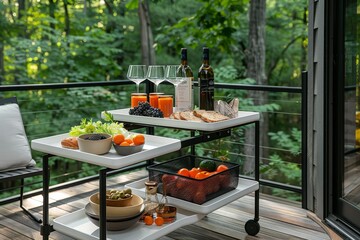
[0,103,35,171]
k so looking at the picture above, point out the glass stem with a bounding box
[136,83,140,93]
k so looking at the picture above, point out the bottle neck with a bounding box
[181,59,188,66]
[181,49,188,66]
[202,48,210,66]
[202,59,209,65]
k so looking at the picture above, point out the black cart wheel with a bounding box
[245,219,260,236]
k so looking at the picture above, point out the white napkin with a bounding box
[214,98,239,118]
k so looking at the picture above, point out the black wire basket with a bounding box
[147,155,239,205]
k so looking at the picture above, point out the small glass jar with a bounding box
[143,181,160,218]
[131,93,147,108]
[149,92,164,108]
[158,95,173,118]
[156,205,177,224]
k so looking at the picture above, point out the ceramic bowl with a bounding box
[78,133,112,155]
[89,192,144,218]
[85,203,144,231]
[113,143,144,156]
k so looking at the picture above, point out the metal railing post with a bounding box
[301,71,308,209]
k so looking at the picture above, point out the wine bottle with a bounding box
[198,47,214,110]
[176,48,194,111]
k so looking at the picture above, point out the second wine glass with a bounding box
[146,65,166,92]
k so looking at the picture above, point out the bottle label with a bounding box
[175,77,193,111]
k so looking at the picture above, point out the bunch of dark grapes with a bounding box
[129,102,164,118]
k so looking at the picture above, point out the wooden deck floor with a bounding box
[0,169,332,240]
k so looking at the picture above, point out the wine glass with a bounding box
[127,65,147,93]
[165,65,186,87]
[146,65,166,92]
[165,65,186,109]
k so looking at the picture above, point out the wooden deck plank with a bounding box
[0,224,33,240]
[225,198,324,232]
[0,169,332,240]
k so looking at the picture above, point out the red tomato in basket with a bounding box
[162,174,178,196]
[193,190,207,204]
[179,185,196,202]
[219,173,231,188]
[168,185,180,197]
[201,173,220,195]
[162,174,177,184]
[176,177,192,190]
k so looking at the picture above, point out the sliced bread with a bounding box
[179,111,204,122]
[193,110,230,122]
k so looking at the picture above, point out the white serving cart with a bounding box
[31,110,260,240]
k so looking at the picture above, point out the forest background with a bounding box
[0,0,308,201]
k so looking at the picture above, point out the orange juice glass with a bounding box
[131,93,147,108]
[149,93,164,108]
[158,95,173,117]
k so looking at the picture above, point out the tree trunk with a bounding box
[104,0,115,33]
[63,0,70,36]
[83,0,87,15]
[49,0,56,31]
[244,0,267,174]
[18,0,25,20]
[138,0,155,66]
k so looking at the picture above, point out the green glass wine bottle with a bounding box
[198,47,214,110]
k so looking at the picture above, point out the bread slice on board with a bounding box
[179,111,204,122]
[169,112,181,120]
[193,110,230,122]
[192,109,206,118]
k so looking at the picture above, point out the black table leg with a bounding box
[99,168,107,240]
[41,154,53,240]
[245,121,260,236]
[254,120,260,221]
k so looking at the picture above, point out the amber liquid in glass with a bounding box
[149,93,164,108]
[131,93,147,108]
[158,95,173,117]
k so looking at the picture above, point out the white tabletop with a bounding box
[104,109,260,131]
[31,133,181,169]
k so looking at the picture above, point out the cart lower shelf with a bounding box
[52,178,259,240]
[53,208,204,240]
[126,177,259,215]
